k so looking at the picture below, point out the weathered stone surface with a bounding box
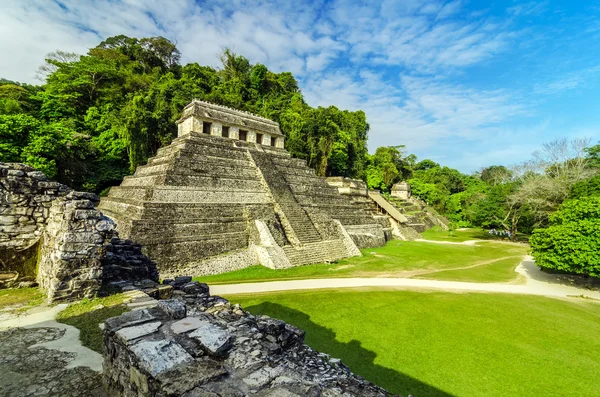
[189,320,234,356]
[157,299,186,319]
[129,340,194,377]
[0,327,105,397]
[0,162,159,302]
[99,101,392,278]
[116,321,162,342]
[170,316,206,334]
[103,281,398,397]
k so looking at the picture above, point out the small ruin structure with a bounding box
[391,182,411,200]
[0,163,158,302]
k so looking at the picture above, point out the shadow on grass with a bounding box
[56,304,128,353]
[244,302,455,397]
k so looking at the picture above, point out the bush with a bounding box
[530,197,600,277]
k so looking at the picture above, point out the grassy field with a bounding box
[0,287,44,314]
[196,239,528,284]
[56,293,129,352]
[422,227,529,243]
[230,289,600,397]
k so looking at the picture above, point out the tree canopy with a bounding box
[0,36,370,192]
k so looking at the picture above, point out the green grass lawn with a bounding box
[412,257,525,283]
[422,227,529,243]
[56,293,129,353]
[196,240,528,284]
[230,289,600,397]
[0,287,44,313]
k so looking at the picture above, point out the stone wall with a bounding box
[0,162,159,302]
[103,281,396,397]
[0,163,71,284]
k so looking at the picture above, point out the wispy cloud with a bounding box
[534,65,600,95]
[0,0,598,172]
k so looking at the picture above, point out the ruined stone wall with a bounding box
[0,163,72,284]
[103,281,395,397]
[0,162,159,302]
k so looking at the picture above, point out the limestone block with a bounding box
[130,340,194,377]
[189,320,234,356]
[229,126,240,139]
[275,137,285,148]
[247,130,257,143]
[171,316,205,334]
[116,321,162,342]
[262,134,272,146]
[157,299,187,320]
[210,122,223,136]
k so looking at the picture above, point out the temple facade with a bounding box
[177,100,286,148]
[99,101,390,277]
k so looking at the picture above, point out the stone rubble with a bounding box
[103,280,399,397]
[0,162,160,302]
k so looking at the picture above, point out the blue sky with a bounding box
[1,0,599,172]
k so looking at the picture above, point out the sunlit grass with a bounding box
[231,289,600,397]
[56,293,129,353]
[196,239,527,284]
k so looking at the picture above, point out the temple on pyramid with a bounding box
[99,100,400,277]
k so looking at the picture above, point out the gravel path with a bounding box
[211,256,600,300]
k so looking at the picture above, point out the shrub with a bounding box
[530,197,600,277]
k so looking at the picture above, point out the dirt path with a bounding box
[368,255,524,278]
[211,256,600,300]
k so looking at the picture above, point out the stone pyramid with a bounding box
[99,100,388,277]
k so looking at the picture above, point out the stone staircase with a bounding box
[248,150,322,244]
[267,154,387,248]
[283,240,350,266]
[100,131,373,275]
[383,196,448,232]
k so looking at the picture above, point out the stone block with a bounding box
[189,320,234,356]
[171,316,206,334]
[105,309,156,332]
[116,321,162,342]
[157,299,186,320]
[130,340,194,377]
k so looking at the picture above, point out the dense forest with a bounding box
[0,36,370,193]
[1,36,598,277]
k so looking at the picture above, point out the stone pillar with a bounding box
[210,122,222,137]
[229,126,240,140]
[275,137,285,149]
[262,134,272,146]
[177,115,202,137]
[37,192,115,302]
[247,131,257,143]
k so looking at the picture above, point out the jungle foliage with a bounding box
[530,197,600,277]
[0,36,369,192]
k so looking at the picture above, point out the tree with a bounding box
[530,197,600,277]
[506,139,598,230]
[480,165,512,185]
[414,159,439,171]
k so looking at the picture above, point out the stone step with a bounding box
[141,233,250,267]
[283,240,350,266]
[407,223,427,233]
[130,219,247,236]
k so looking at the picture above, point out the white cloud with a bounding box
[534,65,600,95]
[1,0,596,172]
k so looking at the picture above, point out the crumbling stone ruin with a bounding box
[388,182,449,232]
[325,177,447,240]
[0,163,158,302]
[391,182,411,200]
[100,100,389,277]
[104,279,395,396]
